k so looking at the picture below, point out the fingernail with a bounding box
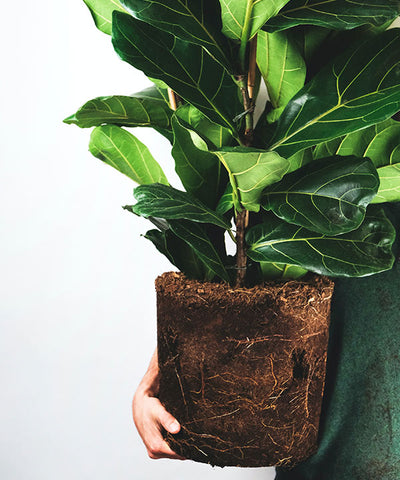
[169,420,180,432]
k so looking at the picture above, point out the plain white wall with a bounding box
[0,2,274,479]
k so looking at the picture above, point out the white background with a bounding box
[0,1,274,479]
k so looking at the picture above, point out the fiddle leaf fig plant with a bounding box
[66,0,400,287]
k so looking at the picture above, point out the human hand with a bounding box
[132,350,186,460]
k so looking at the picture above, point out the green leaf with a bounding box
[215,148,290,212]
[246,207,396,277]
[175,104,234,149]
[372,163,400,203]
[256,30,306,122]
[83,0,127,35]
[89,125,168,184]
[262,156,380,235]
[287,148,313,173]
[120,0,235,72]
[260,262,308,280]
[216,183,234,215]
[171,116,227,209]
[144,228,206,280]
[126,184,231,229]
[315,120,400,168]
[293,26,333,64]
[219,0,291,41]
[270,29,400,157]
[64,86,172,129]
[263,0,400,33]
[169,220,231,283]
[112,11,241,133]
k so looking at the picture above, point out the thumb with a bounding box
[155,402,181,434]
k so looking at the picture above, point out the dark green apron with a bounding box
[275,203,400,480]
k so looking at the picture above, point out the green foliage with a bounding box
[261,156,379,235]
[171,116,227,209]
[125,184,232,229]
[214,148,290,212]
[89,125,168,184]
[67,0,400,284]
[83,0,127,35]
[270,29,400,157]
[219,0,291,41]
[263,0,400,33]
[64,86,172,129]
[112,11,241,133]
[246,208,396,277]
[256,30,306,122]
[120,0,235,71]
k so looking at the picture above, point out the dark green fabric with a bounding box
[275,203,400,480]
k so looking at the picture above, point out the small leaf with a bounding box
[260,262,308,280]
[171,116,227,209]
[216,183,234,215]
[120,0,235,72]
[169,220,231,283]
[262,156,380,235]
[215,148,290,212]
[89,125,168,184]
[246,207,396,277]
[64,86,172,129]
[112,11,241,133]
[83,0,127,35]
[257,30,306,122]
[175,104,234,149]
[372,163,400,203]
[287,148,313,173]
[126,184,231,229]
[270,29,400,157]
[144,228,206,280]
[219,0,291,41]
[263,0,400,33]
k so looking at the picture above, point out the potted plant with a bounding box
[65,0,400,468]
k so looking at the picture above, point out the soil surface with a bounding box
[156,272,334,467]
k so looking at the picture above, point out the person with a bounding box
[132,203,400,479]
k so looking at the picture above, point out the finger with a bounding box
[148,441,186,460]
[146,435,186,460]
[152,399,181,434]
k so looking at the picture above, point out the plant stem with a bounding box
[236,75,254,146]
[247,37,257,100]
[235,209,248,287]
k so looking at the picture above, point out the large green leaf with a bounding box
[175,104,234,149]
[89,125,168,184]
[315,120,400,168]
[64,86,172,129]
[126,184,231,229]
[219,0,291,41]
[256,30,306,123]
[269,29,400,157]
[246,208,396,277]
[112,11,241,133]
[169,220,230,282]
[171,116,227,209]
[372,163,400,203]
[262,156,379,235]
[263,0,400,33]
[120,0,235,72]
[144,228,206,280]
[214,148,290,212]
[83,0,127,35]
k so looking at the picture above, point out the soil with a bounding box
[155,272,335,467]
